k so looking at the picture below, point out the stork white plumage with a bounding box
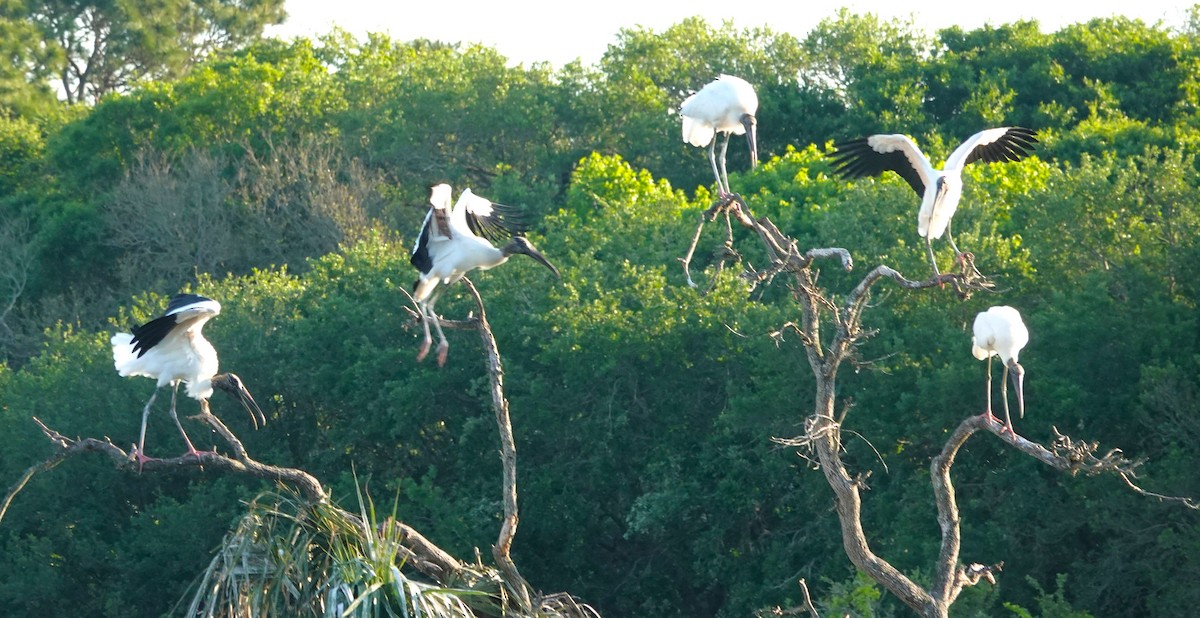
[680,74,759,197]
[830,127,1038,274]
[971,305,1029,436]
[111,293,265,467]
[410,183,560,366]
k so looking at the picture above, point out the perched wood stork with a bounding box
[971,305,1029,436]
[680,74,759,197]
[410,183,560,366]
[830,127,1037,274]
[111,293,264,467]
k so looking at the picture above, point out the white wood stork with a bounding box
[830,127,1037,274]
[971,305,1029,436]
[111,293,264,467]
[680,74,759,197]
[410,183,560,366]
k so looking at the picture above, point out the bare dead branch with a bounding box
[681,190,1200,617]
[3,414,477,585]
[461,277,534,612]
[756,578,821,617]
[679,212,708,288]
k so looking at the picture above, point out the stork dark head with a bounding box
[502,236,560,278]
[741,112,758,169]
[211,373,267,429]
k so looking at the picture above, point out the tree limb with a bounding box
[460,277,535,612]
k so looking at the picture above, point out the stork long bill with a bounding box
[214,373,267,429]
[1010,361,1025,420]
[525,246,561,278]
[742,114,758,169]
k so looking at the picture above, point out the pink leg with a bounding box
[168,383,212,459]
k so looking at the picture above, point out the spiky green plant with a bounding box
[183,485,489,618]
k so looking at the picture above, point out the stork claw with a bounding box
[417,339,431,362]
[181,446,216,460]
[436,342,449,367]
[131,445,160,473]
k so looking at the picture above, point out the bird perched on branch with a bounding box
[111,293,264,467]
[829,127,1037,274]
[410,184,560,366]
[971,305,1029,436]
[680,74,759,197]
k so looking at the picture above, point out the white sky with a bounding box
[266,1,1192,67]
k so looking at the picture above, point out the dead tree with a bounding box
[2,278,597,618]
[682,194,1197,618]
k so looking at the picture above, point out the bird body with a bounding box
[680,74,759,195]
[112,295,221,399]
[831,127,1038,273]
[112,293,263,465]
[971,305,1029,435]
[410,184,559,365]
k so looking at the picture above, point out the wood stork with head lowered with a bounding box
[111,293,265,467]
[410,183,560,366]
[829,127,1037,274]
[680,74,759,197]
[971,305,1029,437]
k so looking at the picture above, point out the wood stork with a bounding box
[971,305,1029,436]
[410,183,560,366]
[680,74,759,197]
[111,293,264,467]
[829,127,1037,274]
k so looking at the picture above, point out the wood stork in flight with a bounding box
[680,74,759,197]
[830,127,1037,274]
[971,305,1029,436]
[410,184,560,366]
[111,293,264,467]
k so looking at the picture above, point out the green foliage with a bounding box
[19,0,285,104]
[4,11,1200,618]
[1003,575,1094,618]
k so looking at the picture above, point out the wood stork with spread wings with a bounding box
[410,183,560,366]
[830,127,1037,274]
[971,305,1029,436]
[680,74,759,197]
[111,293,265,467]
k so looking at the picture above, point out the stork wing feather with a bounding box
[829,135,931,198]
[129,297,218,358]
[681,115,716,147]
[166,294,218,316]
[411,185,455,273]
[950,127,1039,171]
[455,189,528,244]
[410,209,435,273]
[129,314,178,358]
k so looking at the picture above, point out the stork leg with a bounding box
[946,219,962,255]
[982,356,999,425]
[925,236,941,276]
[133,388,162,471]
[1000,364,1016,438]
[707,138,726,197]
[167,381,207,458]
[417,300,434,361]
[717,132,732,196]
[417,293,449,367]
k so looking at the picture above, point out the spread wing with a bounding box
[829,134,932,198]
[950,126,1039,171]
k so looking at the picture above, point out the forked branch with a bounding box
[684,190,1196,618]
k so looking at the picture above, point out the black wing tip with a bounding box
[1006,126,1040,146]
[469,200,531,243]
